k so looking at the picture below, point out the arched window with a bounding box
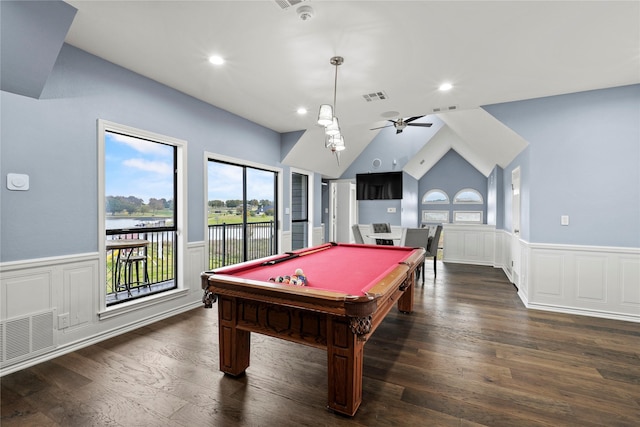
[453,188,483,204]
[422,189,449,204]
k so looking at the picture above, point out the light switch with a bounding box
[561,215,569,226]
[7,173,29,191]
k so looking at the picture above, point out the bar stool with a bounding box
[116,248,150,295]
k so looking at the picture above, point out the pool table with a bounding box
[201,242,425,416]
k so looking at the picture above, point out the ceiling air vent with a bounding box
[363,91,388,102]
[273,0,306,10]
[433,105,458,113]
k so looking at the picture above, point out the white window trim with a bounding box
[98,119,187,318]
[453,210,483,223]
[422,189,450,204]
[453,188,483,204]
[422,210,449,223]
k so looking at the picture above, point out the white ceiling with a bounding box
[63,0,640,177]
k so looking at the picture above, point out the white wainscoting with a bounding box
[442,224,497,266]
[281,231,292,253]
[442,224,639,323]
[527,243,640,322]
[312,226,324,246]
[0,242,207,375]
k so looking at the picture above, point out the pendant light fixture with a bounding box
[317,56,346,162]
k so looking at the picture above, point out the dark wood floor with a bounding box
[2,263,639,426]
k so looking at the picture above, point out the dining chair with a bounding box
[426,225,443,278]
[401,228,431,284]
[351,224,365,244]
[372,223,394,245]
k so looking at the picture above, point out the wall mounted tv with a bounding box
[356,171,403,200]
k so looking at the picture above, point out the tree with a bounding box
[148,198,165,213]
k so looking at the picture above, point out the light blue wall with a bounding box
[418,149,488,225]
[501,147,531,241]
[340,116,445,226]
[401,173,420,227]
[485,85,640,247]
[342,116,445,178]
[487,165,504,228]
[0,44,283,262]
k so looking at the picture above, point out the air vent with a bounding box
[433,105,458,113]
[273,0,306,10]
[363,91,388,102]
[1,309,56,366]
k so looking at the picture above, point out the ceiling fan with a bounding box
[370,116,432,134]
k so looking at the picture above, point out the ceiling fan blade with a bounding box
[370,124,394,130]
[407,123,433,127]
[403,116,425,124]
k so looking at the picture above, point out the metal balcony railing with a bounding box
[208,221,276,269]
[105,222,275,303]
[106,229,176,303]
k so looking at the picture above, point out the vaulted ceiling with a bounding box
[5,1,639,178]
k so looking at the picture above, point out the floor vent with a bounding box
[273,0,306,10]
[1,309,56,366]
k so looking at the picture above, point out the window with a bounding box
[422,189,449,204]
[291,172,309,250]
[207,156,279,269]
[99,120,186,312]
[453,211,483,223]
[453,188,483,204]
[422,210,449,223]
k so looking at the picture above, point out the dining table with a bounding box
[365,232,403,245]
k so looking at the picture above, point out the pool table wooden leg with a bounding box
[218,296,250,376]
[326,317,365,416]
[397,275,415,313]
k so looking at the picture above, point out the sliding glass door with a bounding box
[207,160,278,268]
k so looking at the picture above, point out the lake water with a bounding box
[106,217,168,230]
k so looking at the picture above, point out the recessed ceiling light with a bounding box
[439,82,453,91]
[297,107,307,115]
[208,55,225,65]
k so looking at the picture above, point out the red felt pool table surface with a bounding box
[213,242,416,296]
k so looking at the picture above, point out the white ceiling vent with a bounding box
[433,105,459,113]
[273,0,307,10]
[363,91,389,102]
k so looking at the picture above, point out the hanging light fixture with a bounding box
[317,56,346,161]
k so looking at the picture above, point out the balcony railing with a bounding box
[106,229,176,304]
[208,221,276,269]
[105,222,275,304]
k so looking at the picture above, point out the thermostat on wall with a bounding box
[7,173,29,191]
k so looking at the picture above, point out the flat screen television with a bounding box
[356,171,403,200]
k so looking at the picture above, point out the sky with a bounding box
[207,162,275,203]
[105,130,275,204]
[105,131,174,203]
